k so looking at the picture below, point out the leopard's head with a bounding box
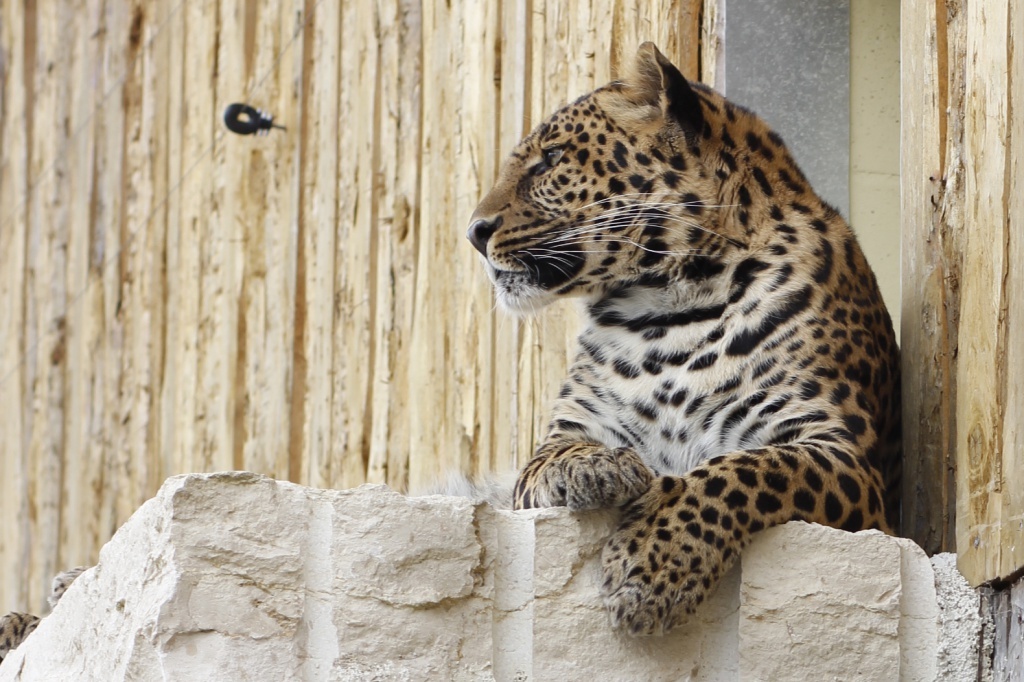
[469,43,739,314]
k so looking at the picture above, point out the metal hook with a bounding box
[223,103,286,136]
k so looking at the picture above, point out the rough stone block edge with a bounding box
[0,472,991,681]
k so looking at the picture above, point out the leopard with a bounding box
[0,566,88,664]
[466,42,901,636]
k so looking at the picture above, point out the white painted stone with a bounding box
[895,537,940,682]
[0,474,494,682]
[739,523,903,682]
[0,473,988,682]
[524,508,739,682]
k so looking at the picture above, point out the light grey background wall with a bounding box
[721,0,901,333]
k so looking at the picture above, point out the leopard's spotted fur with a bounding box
[0,613,40,664]
[0,566,88,664]
[468,43,900,635]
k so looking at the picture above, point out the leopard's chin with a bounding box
[491,269,557,316]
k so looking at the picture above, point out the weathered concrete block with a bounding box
[1,474,495,682]
[495,508,739,681]
[0,473,986,681]
[739,523,903,681]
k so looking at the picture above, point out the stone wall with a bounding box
[0,473,989,681]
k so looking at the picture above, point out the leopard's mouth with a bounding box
[480,244,586,314]
[516,249,586,289]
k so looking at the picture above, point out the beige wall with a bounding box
[851,0,902,335]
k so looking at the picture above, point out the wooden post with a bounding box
[954,0,1024,585]
[899,0,962,554]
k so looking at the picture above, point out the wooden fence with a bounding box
[0,0,708,612]
[2,0,1022,618]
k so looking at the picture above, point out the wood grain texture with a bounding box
[990,576,1024,681]
[900,0,1024,581]
[1,0,32,612]
[1002,0,1024,587]
[899,0,961,554]
[955,0,1024,585]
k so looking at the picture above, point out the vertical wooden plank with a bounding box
[236,0,302,482]
[25,0,73,611]
[285,1,317,486]
[609,0,634,73]
[565,0,594,92]
[60,0,104,574]
[105,0,139,530]
[144,0,172,500]
[207,0,248,483]
[0,0,31,613]
[74,0,118,580]
[118,0,174,525]
[288,0,339,489]
[159,0,187,487]
[363,0,392,488]
[90,0,131,566]
[224,0,255,477]
[99,0,128,537]
[492,0,529,474]
[999,0,1024,583]
[453,0,500,482]
[589,0,615,106]
[386,0,424,490]
[990,578,1024,680]
[366,0,423,490]
[956,0,1024,584]
[190,0,241,477]
[292,0,339,488]
[408,0,453,490]
[611,0,702,81]
[167,0,218,478]
[657,0,701,80]
[937,0,969,554]
[700,0,726,88]
[333,0,373,489]
[281,0,306,484]
[900,0,960,553]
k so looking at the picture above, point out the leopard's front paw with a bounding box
[600,477,729,636]
[514,445,653,510]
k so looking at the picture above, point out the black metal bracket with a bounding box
[223,103,286,136]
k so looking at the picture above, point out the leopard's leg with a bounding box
[513,438,654,510]
[601,442,890,635]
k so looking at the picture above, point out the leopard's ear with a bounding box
[628,42,704,137]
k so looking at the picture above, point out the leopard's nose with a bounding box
[467,218,498,256]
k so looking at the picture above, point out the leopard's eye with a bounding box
[543,147,564,167]
[531,146,565,176]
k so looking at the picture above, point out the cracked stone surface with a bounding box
[0,473,985,681]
